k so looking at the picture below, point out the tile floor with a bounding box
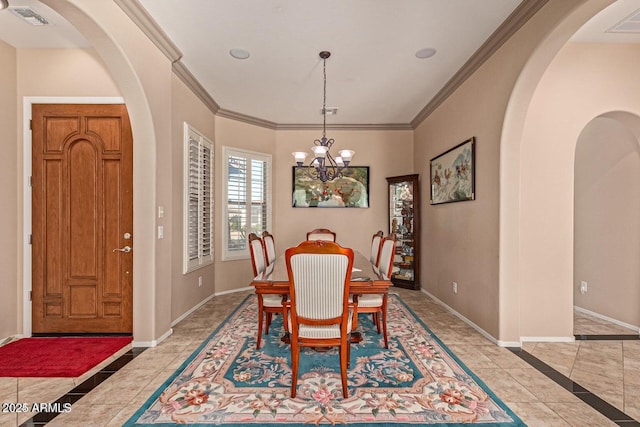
[0,288,638,426]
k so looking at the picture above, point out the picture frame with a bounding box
[430,137,475,205]
[292,166,369,208]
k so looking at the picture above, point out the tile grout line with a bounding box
[508,346,640,426]
[19,347,146,427]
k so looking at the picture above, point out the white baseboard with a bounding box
[135,287,253,348]
[133,327,173,348]
[497,339,523,347]
[0,335,23,346]
[419,288,507,347]
[574,306,640,334]
[171,293,217,327]
[521,336,575,343]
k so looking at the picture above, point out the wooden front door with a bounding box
[31,104,133,334]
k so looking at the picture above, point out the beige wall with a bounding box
[0,40,17,339]
[17,49,119,96]
[574,116,640,328]
[414,77,504,338]
[171,74,216,320]
[518,42,640,338]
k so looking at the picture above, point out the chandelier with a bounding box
[292,51,355,182]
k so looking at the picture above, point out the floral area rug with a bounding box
[125,294,526,426]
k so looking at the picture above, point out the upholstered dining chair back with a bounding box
[370,230,384,265]
[248,233,266,277]
[306,228,337,242]
[262,231,276,266]
[377,235,396,280]
[287,242,352,325]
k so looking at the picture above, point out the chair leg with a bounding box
[291,336,299,398]
[340,337,349,398]
[256,298,265,349]
[381,297,389,349]
[265,313,272,334]
[373,312,381,334]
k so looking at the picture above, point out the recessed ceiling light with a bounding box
[229,48,250,60]
[415,48,436,59]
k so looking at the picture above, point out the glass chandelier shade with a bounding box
[292,51,355,182]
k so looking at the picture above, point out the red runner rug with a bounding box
[0,336,132,377]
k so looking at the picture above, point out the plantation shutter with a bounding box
[184,124,214,273]
[223,147,272,260]
[227,156,248,252]
[251,159,268,233]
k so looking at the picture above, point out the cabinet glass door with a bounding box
[388,176,418,288]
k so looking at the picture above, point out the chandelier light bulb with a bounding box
[292,151,308,166]
[338,150,355,163]
[311,146,328,157]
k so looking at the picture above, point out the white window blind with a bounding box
[223,147,271,260]
[183,123,214,273]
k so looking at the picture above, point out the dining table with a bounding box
[251,250,392,343]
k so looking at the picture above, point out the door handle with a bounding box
[113,245,132,253]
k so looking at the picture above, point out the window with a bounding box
[223,146,272,260]
[183,123,214,273]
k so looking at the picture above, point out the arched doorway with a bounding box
[574,112,640,335]
[26,0,162,342]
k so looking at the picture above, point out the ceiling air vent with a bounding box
[11,7,50,26]
[607,8,640,33]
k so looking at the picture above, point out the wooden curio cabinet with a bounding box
[386,174,420,290]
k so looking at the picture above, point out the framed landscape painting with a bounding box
[430,137,475,204]
[292,166,369,208]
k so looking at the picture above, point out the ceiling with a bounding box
[1,0,640,127]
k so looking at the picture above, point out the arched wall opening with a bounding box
[574,112,640,332]
[38,0,162,343]
[499,0,640,342]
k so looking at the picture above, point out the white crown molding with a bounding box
[172,61,220,114]
[276,122,414,131]
[217,109,413,131]
[114,0,182,62]
[216,109,278,130]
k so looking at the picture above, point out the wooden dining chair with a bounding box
[306,228,337,242]
[262,231,276,266]
[283,240,356,398]
[249,233,284,349]
[353,234,395,349]
[370,230,384,265]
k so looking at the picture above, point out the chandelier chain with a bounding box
[322,55,327,138]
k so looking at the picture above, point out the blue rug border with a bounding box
[124,293,527,427]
